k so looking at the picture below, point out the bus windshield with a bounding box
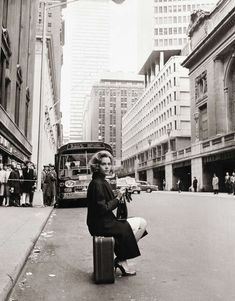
[59,152,94,179]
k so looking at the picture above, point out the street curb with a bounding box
[3,207,54,301]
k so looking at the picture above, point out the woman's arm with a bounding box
[93,181,120,215]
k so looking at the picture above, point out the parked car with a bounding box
[129,184,141,194]
[116,177,141,194]
[136,181,158,193]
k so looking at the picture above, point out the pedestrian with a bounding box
[22,161,36,207]
[4,164,11,206]
[177,178,182,193]
[0,163,7,206]
[162,179,166,191]
[49,164,57,205]
[17,162,24,205]
[42,165,56,206]
[87,150,147,276]
[230,172,235,195]
[29,163,37,205]
[212,173,219,194]
[8,162,21,206]
[224,172,230,194]
[193,177,198,192]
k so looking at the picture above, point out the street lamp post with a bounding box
[193,110,200,141]
[148,138,152,158]
[36,1,47,193]
[135,144,139,181]
[167,124,172,152]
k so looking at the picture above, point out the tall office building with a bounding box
[61,0,110,142]
[137,0,218,86]
[31,1,65,166]
[85,72,144,161]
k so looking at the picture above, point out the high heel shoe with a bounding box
[114,258,136,276]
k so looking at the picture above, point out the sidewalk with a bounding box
[155,190,235,198]
[0,201,53,301]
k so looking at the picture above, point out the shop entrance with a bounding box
[173,161,191,191]
[153,167,165,190]
[138,170,147,181]
[203,152,235,192]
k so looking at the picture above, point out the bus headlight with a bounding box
[65,180,75,187]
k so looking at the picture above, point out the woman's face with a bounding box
[100,157,112,176]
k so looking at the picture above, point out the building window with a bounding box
[2,0,8,28]
[0,28,11,111]
[195,71,207,101]
[199,104,208,140]
[25,88,30,137]
[15,65,23,126]
[0,50,9,110]
[15,82,21,126]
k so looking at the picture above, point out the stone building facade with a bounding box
[182,0,235,192]
[0,0,38,165]
[122,0,235,192]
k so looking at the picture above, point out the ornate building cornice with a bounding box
[188,10,210,38]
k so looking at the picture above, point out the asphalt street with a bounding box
[8,191,235,301]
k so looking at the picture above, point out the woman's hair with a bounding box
[89,150,113,173]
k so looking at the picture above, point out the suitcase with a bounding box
[93,236,115,284]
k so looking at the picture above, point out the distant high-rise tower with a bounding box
[137,0,218,86]
[61,0,110,142]
[85,72,144,161]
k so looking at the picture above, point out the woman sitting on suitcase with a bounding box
[87,150,147,276]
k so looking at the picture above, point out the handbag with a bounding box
[116,189,132,220]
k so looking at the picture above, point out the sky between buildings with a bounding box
[60,0,139,135]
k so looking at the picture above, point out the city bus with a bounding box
[55,141,113,206]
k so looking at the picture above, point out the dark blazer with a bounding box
[22,168,35,193]
[8,169,21,195]
[87,172,140,261]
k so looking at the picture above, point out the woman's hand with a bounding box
[116,187,126,202]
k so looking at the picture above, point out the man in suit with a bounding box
[22,161,36,207]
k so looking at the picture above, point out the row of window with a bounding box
[154,3,205,14]
[155,0,212,3]
[97,90,141,97]
[155,27,187,35]
[155,15,190,25]
[125,74,176,127]
[155,37,187,47]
